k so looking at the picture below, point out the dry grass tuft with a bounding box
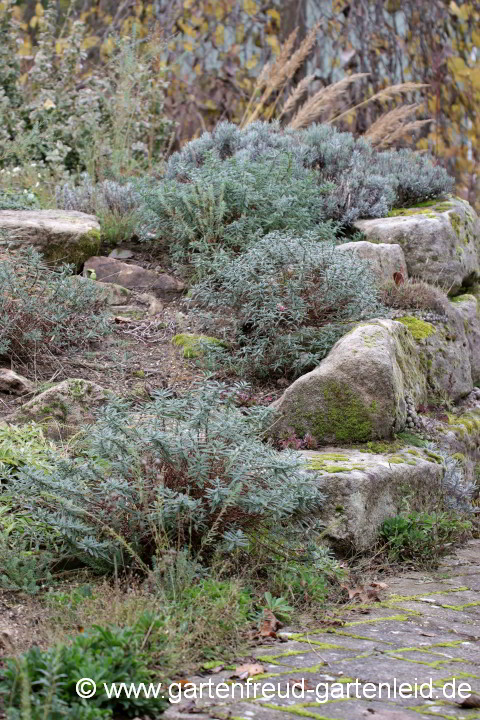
[241,23,320,128]
[365,104,433,148]
[329,81,429,125]
[242,22,430,149]
[288,73,369,129]
[279,73,315,119]
[381,278,448,314]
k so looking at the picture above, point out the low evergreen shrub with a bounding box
[6,381,324,572]
[0,247,111,368]
[0,614,168,719]
[190,233,382,379]
[58,122,453,262]
[165,121,453,226]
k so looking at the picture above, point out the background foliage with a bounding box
[0,0,478,207]
[0,0,480,207]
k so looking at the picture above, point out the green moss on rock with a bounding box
[309,381,374,443]
[398,316,436,341]
[172,333,227,358]
[451,293,476,303]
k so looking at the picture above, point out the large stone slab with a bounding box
[354,197,480,295]
[300,447,445,551]
[271,319,425,445]
[83,256,185,300]
[337,240,408,287]
[0,210,101,268]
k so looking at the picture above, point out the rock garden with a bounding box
[1,121,480,718]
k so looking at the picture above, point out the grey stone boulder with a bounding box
[0,369,34,396]
[271,319,426,445]
[83,256,184,300]
[354,197,480,295]
[396,308,473,401]
[449,294,480,385]
[6,378,112,440]
[0,210,101,269]
[337,240,408,287]
[301,447,445,551]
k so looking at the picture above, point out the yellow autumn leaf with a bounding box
[215,24,224,45]
[82,36,100,50]
[449,1,461,15]
[183,0,195,8]
[43,98,56,110]
[35,2,44,16]
[190,15,203,26]
[245,55,258,70]
[216,5,225,20]
[102,36,116,56]
[55,40,66,55]
[236,23,244,43]
[194,62,202,76]
[19,73,28,86]
[266,34,280,54]
[244,0,257,16]
[18,39,32,56]
[204,99,217,110]
[183,41,194,51]
[30,15,38,28]
[267,8,280,25]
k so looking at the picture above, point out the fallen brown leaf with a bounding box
[260,609,282,637]
[370,581,389,590]
[341,584,365,600]
[231,663,264,680]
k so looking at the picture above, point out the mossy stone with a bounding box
[398,316,436,341]
[172,333,227,358]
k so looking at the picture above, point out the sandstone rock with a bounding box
[354,197,480,295]
[108,247,134,260]
[302,447,445,551]
[397,307,473,401]
[0,210,101,269]
[271,319,425,445]
[450,294,480,385]
[337,241,408,287]
[0,369,34,396]
[72,275,133,306]
[6,378,111,440]
[83,256,184,300]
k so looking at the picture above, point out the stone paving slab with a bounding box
[165,542,480,720]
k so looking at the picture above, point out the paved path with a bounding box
[166,541,480,720]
